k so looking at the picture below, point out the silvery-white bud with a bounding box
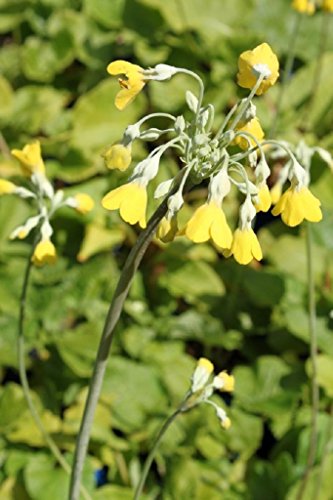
[154,179,174,199]
[186,90,199,113]
[174,115,186,134]
[40,219,53,240]
[150,64,177,81]
[239,196,256,230]
[123,123,141,144]
[140,129,163,141]
[167,191,184,217]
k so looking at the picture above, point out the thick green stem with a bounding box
[134,392,191,500]
[18,242,92,500]
[68,194,174,500]
[269,13,302,137]
[296,223,319,500]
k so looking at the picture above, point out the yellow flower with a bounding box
[213,371,235,392]
[322,0,333,11]
[0,179,16,195]
[230,228,263,265]
[221,416,232,430]
[237,43,279,95]
[292,0,315,14]
[191,357,214,392]
[270,183,282,205]
[11,141,45,175]
[254,184,271,212]
[73,194,95,214]
[32,240,57,267]
[107,60,145,110]
[103,144,132,171]
[234,117,264,150]
[101,182,147,228]
[184,202,233,249]
[157,216,178,243]
[271,186,322,227]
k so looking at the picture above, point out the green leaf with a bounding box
[83,0,125,28]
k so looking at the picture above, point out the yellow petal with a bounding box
[237,43,279,95]
[74,194,95,214]
[210,209,233,249]
[231,228,262,265]
[11,141,45,175]
[102,183,147,228]
[103,144,132,171]
[32,240,57,267]
[255,185,271,212]
[0,179,16,194]
[157,216,178,243]
[184,204,215,243]
[107,60,143,76]
[115,80,145,110]
[234,117,265,150]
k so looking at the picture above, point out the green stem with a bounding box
[312,403,333,500]
[296,223,319,500]
[269,13,302,137]
[68,192,177,500]
[18,241,92,500]
[229,74,265,131]
[134,393,191,500]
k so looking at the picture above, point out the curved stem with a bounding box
[229,74,265,131]
[134,392,191,500]
[269,13,302,137]
[18,242,92,500]
[68,189,181,500]
[137,112,176,126]
[296,223,319,500]
[177,68,205,119]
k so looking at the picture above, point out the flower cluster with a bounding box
[0,142,94,266]
[292,0,333,13]
[101,43,323,266]
[187,358,234,429]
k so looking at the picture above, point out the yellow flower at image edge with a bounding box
[32,240,57,267]
[292,0,315,14]
[102,182,147,228]
[322,0,333,11]
[230,228,263,265]
[103,144,132,171]
[184,202,233,249]
[237,43,279,95]
[107,60,145,110]
[11,141,45,175]
[272,186,322,227]
[234,117,264,150]
[0,179,16,194]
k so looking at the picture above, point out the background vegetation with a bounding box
[1,0,333,498]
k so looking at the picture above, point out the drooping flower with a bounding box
[184,202,233,249]
[234,117,265,150]
[32,239,57,266]
[157,216,178,243]
[102,144,132,171]
[0,179,17,195]
[70,194,95,215]
[11,141,45,175]
[191,358,214,393]
[271,186,322,226]
[237,43,280,95]
[254,184,271,212]
[230,196,263,265]
[292,0,316,14]
[270,182,283,205]
[102,181,147,228]
[107,60,146,110]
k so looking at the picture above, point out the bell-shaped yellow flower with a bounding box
[292,0,315,14]
[270,182,282,205]
[73,194,95,214]
[32,239,57,266]
[0,179,16,195]
[11,141,45,175]
[102,182,147,228]
[103,144,132,171]
[107,60,145,110]
[272,186,322,227]
[157,216,178,243]
[234,117,265,150]
[322,0,333,11]
[237,43,279,95]
[230,228,263,265]
[255,184,271,212]
[184,202,233,249]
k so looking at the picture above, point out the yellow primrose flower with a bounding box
[72,194,95,214]
[221,416,232,430]
[213,371,235,392]
[191,357,214,393]
[254,184,271,212]
[11,141,45,175]
[101,182,147,228]
[271,186,322,227]
[103,144,132,171]
[32,239,57,267]
[322,0,333,11]
[107,60,145,110]
[157,216,178,243]
[292,0,315,14]
[270,182,282,205]
[184,202,233,249]
[230,228,263,265]
[237,43,279,95]
[234,117,265,150]
[0,179,17,195]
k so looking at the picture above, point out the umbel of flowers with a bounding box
[0,142,94,265]
[101,43,323,266]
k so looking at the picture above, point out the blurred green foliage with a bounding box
[1,0,333,498]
